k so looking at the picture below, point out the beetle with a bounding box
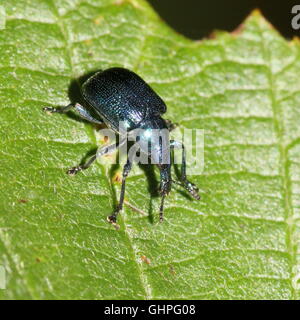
[43,67,200,224]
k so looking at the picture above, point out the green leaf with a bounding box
[0,1,300,299]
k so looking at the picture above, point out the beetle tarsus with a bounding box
[43,106,57,113]
[43,103,73,114]
[107,215,120,230]
[172,179,201,200]
[67,166,82,175]
[107,214,117,224]
[159,213,164,223]
[185,181,201,200]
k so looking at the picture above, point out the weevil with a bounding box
[44,67,200,224]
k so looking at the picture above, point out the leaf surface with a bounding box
[0,1,300,299]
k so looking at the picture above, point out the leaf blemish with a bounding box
[84,39,92,46]
[112,171,122,183]
[18,199,28,204]
[93,16,103,25]
[169,265,176,275]
[141,255,151,265]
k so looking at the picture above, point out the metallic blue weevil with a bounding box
[44,67,200,224]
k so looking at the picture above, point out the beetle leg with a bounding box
[43,103,103,124]
[158,164,172,222]
[67,139,126,175]
[107,140,140,224]
[67,154,97,175]
[170,140,200,200]
[107,158,133,224]
[73,103,104,124]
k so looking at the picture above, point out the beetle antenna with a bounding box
[159,195,165,222]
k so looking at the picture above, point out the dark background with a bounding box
[147,0,300,40]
